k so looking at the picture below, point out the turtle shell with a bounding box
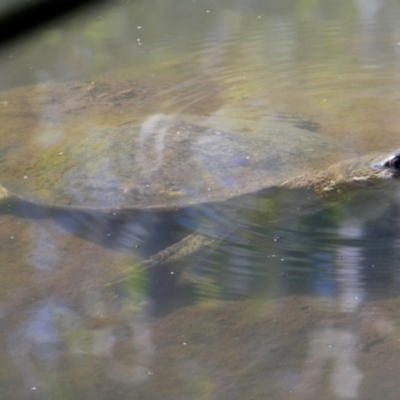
[0,113,348,210]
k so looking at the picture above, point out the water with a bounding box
[1,0,400,399]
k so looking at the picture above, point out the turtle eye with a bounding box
[384,154,400,170]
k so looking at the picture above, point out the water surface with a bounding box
[1,1,400,399]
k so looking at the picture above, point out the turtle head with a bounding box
[316,149,400,196]
[372,150,400,178]
[282,149,400,199]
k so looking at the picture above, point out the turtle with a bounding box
[0,113,399,268]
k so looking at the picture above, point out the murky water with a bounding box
[1,0,400,399]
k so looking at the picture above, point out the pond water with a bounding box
[1,0,400,399]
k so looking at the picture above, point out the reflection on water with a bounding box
[1,0,400,399]
[2,187,400,398]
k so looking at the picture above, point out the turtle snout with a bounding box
[373,151,400,175]
[383,153,400,170]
